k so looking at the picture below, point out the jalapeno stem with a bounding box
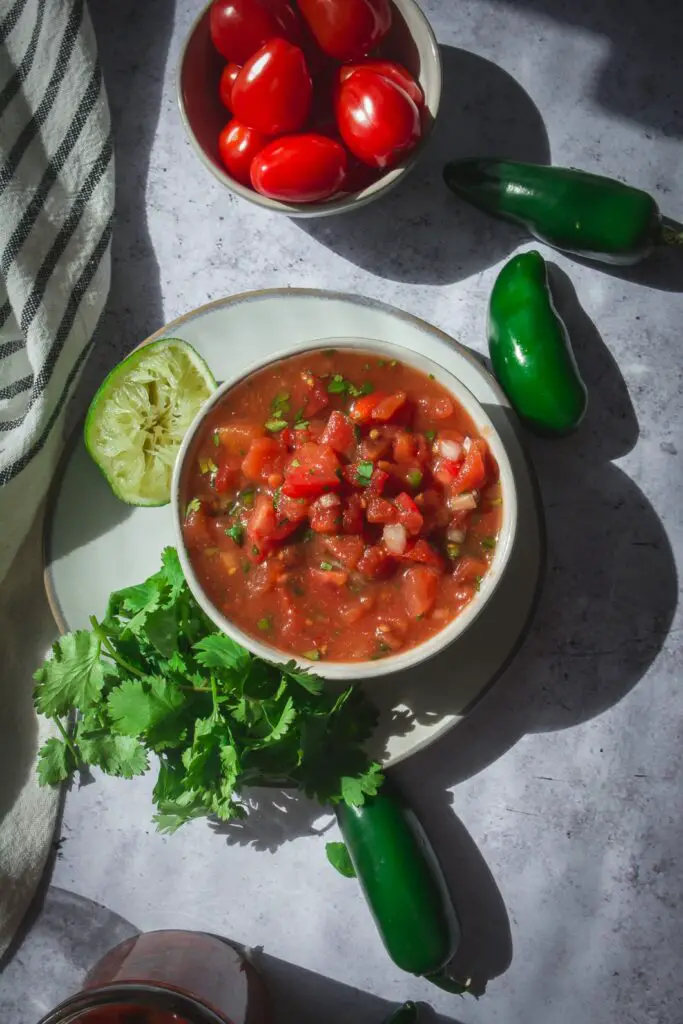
[660,223,683,247]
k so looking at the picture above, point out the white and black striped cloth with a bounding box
[0,0,114,581]
[0,0,114,957]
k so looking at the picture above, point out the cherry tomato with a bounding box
[219,63,242,110]
[336,70,421,169]
[340,60,424,109]
[251,134,347,203]
[297,0,391,62]
[209,0,302,64]
[232,39,312,135]
[218,120,268,186]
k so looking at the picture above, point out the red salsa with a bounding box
[181,349,502,662]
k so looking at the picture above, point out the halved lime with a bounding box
[84,338,216,506]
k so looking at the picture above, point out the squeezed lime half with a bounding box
[84,338,216,506]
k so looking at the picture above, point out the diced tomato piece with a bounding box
[452,556,488,584]
[247,493,276,540]
[371,391,407,422]
[241,437,284,483]
[309,567,349,587]
[309,494,342,534]
[366,496,397,524]
[393,430,417,463]
[324,535,364,569]
[349,391,386,424]
[418,395,454,419]
[367,467,389,497]
[342,493,364,534]
[340,592,375,624]
[403,539,445,572]
[357,544,395,580]
[402,567,439,618]
[248,558,286,593]
[303,377,330,417]
[319,410,356,454]
[282,442,341,499]
[358,432,392,461]
[217,422,264,454]
[452,439,488,495]
[271,519,300,542]
[276,493,310,523]
[394,492,423,536]
[433,457,462,486]
[448,508,472,532]
[214,460,238,494]
[183,504,212,549]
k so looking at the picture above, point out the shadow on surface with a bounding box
[0,888,463,1024]
[297,45,548,284]
[69,0,176,421]
[392,277,676,833]
[491,0,683,139]
[0,514,58,825]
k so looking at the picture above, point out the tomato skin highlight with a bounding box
[210,0,302,64]
[336,71,421,170]
[218,120,268,186]
[297,0,392,62]
[231,38,312,136]
[340,60,424,109]
[251,134,347,203]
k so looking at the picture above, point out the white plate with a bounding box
[44,289,544,767]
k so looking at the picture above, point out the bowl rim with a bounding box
[176,0,443,218]
[172,336,519,681]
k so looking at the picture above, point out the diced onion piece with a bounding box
[448,491,478,511]
[462,436,472,453]
[439,439,462,460]
[447,526,466,543]
[318,492,341,508]
[383,522,408,555]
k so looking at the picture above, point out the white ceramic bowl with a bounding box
[177,0,442,218]
[172,337,518,680]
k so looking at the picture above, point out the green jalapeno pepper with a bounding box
[336,783,460,977]
[443,158,683,265]
[488,250,588,436]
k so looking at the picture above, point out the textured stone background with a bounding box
[1,0,682,1022]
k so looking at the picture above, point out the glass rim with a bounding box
[36,981,232,1024]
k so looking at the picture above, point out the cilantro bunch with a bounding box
[34,549,383,832]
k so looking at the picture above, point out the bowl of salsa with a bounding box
[173,338,517,679]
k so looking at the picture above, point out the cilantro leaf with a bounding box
[34,631,105,717]
[161,546,186,600]
[193,634,250,674]
[32,548,385,831]
[326,841,356,878]
[107,676,185,737]
[144,605,179,657]
[258,696,296,745]
[37,737,76,786]
[282,660,324,695]
[341,762,384,805]
[77,725,148,778]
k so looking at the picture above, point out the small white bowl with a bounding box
[172,338,518,680]
[177,0,442,218]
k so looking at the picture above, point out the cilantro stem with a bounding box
[210,675,219,718]
[89,615,144,678]
[54,716,80,763]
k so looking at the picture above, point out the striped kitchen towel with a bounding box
[0,0,114,957]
